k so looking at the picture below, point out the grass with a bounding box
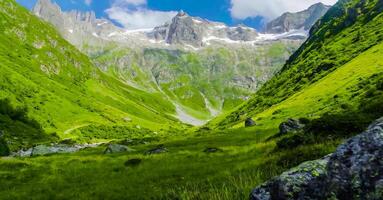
[0,126,339,199]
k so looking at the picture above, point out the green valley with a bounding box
[1,0,383,199]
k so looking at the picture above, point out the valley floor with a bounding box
[0,125,339,200]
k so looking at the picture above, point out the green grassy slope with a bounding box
[0,0,186,151]
[210,0,383,128]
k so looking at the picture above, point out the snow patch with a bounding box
[192,19,203,24]
[123,28,154,34]
[97,21,108,26]
[214,25,227,29]
[92,32,99,37]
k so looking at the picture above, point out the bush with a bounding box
[377,80,383,90]
[276,133,315,150]
[0,99,41,129]
[298,117,310,125]
[306,113,366,137]
[0,137,10,156]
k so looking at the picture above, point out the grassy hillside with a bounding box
[210,0,383,128]
[0,0,187,151]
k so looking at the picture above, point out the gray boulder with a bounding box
[203,147,223,153]
[145,145,168,155]
[279,118,303,135]
[104,144,135,154]
[250,117,383,200]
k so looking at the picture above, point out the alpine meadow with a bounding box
[1,0,383,199]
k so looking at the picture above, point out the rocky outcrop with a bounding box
[153,11,259,47]
[33,0,120,46]
[165,11,204,46]
[278,118,304,135]
[250,117,383,200]
[266,3,331,34]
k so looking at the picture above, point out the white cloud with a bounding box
[106,0,177,30]
[230,0,338,20]
[84,0,92,6]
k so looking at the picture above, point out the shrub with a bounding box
[0,137,10,156]
[298,117,310,125]
[377,80,383,90]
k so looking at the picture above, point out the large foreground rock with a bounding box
[251,117,383,200]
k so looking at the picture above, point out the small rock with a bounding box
[203,147,223,153]
[145,145,168,155]
[245,118,256,127]
[104,144,135,154]
[278,118,304,135]
[124,158,142,167]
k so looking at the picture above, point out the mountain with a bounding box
[31,0,309,124]
[0,0,191,152]
[210,0,383,130]
[153,10,259,47]
[266,3,331,34]
[32,0,120,47]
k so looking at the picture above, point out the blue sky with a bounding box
[16,0,337,30]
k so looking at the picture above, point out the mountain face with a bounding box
[151,11,259,47]
[32,0,119,47]
[266,3,331,34]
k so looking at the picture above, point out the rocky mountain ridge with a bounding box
[266,3,331,34]
[32,0,327,49]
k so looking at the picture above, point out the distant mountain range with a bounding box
[33,0,330,48]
